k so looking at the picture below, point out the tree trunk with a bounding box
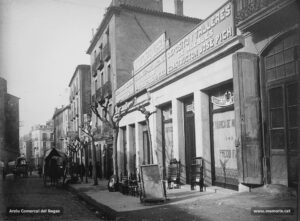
[113,128,119,179]
[91,138,98,185]
[145,118,153,163]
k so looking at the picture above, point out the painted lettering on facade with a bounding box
[115,78,134,103]
[134,33,166,74]
[213,110,237,171]
[167,2,234,75]
[134,53,166,93]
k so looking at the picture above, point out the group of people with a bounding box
[69,161,102,181]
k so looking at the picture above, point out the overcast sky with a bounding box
[0,0,226,136]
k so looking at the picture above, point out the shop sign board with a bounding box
[115,78,134,103]
[134,53,166,93]
[134,33,166,73]
[167,1,235,75]
[213,110,238,183]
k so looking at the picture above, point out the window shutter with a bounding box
[233,52,263,185]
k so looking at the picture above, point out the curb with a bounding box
[67,184,119,220]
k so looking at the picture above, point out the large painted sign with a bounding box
[213,110,238,185]
[167,2,234,75]
[134,53,166,93]
[134,33,166,74]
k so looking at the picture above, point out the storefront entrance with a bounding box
[210,84,238,190]
[183,97,196,184]
[262,30,298,186]
[161,104,173,179]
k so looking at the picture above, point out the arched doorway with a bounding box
[262,30,299,187]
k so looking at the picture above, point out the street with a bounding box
[0,173,103,221]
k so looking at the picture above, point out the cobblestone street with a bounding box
[0,174,103,221]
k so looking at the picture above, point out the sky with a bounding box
[0,0,226,136]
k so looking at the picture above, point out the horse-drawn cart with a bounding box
[43,148,67,187]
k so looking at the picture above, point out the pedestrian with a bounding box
[80,163,85,181]
[89,162,92,178]
[96,161,101,178]
[38,165,42,178]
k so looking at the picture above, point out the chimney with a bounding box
[174,0,183,16]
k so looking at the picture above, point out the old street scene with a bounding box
[0,0,299,220]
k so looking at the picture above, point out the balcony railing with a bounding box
[92,53,104,77]
[95,81,112,102]
[96,87,103,101]
[235,0,292,26]
[102,81,112,98]
[103,43,111,61]
[93,124,113,141]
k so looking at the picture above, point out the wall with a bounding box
[115,8,199,89]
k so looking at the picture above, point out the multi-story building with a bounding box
[116,0,299,191]
[68,65,91,163]
[87,0,201,179]
[19,133,32,162]
[31,124,54,167]
[0,77,20,164]
[52,105,70,153]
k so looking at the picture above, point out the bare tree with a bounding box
[91,97,135,180]
[138,105,156,163]
[80,123,98,185]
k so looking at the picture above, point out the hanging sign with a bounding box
[211,91,234,107]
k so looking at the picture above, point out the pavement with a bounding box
[68,178,298,221]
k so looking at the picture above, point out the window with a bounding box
[265,32,298,150]
[264,33,298,82]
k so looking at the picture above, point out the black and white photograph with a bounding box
[0,0,299,220]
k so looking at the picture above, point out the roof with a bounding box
[86,4,202,54]
[52,105,70,120]
[68,64,90,87]
[44,148,67,161]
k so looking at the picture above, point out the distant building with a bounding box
[68,65,91,163]
[0,77,20,164]
[19,133,32,162]
[31,124,54,167]
[87,0,201,178]
[52,105,70,153]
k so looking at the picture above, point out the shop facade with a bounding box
[115,0,299,190]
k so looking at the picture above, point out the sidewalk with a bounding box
[68,178,298,221]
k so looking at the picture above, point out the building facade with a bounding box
[68,64,91,163]
[31,124,54,167]
[87,0,201,179]
[52,105,70,153]
[0,77,20,164]
[19,133,33,162]
[116,0,299,190]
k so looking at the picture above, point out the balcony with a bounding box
[102,81,112,98]
[91,94,96,105]
[96,87,103,101]
[93,125,113,141]
[103,43,111,61]
[235,0,295,30]
[92,53,104,77]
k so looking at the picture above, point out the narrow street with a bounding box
[0,174,103,221]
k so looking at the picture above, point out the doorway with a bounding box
[210,84,238,190]
[262,30,298,186]
[183,97,196,184]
